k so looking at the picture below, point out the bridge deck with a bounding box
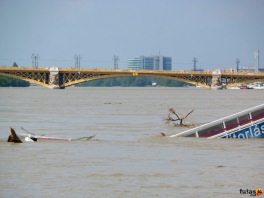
[1,66,264,89]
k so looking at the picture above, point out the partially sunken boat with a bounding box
[7,128,95,143]
[168,104,264,139]
[7,128,23,143]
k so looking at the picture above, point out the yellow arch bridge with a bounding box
[1,66,264,89]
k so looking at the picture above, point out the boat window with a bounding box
[225,118,239,130]
[198,123,225,138]
[251,108,264,121]
[238,114,251,125]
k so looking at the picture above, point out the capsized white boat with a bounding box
[7,128,95,143]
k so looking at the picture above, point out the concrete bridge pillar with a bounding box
[48,67,64,89]
[211,70,223,89]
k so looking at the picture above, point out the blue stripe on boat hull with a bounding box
[223,121,264,139]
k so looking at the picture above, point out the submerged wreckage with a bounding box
[165,104,264,139]
[6,104,264,142]
[7,128,95,143]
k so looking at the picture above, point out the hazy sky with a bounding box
[0,0,263,70]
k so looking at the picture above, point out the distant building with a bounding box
[128,56,172,70]
[163,57,172,70]
[127,58,143,70]
[239,66,263,72]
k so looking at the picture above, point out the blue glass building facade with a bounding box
[128,56,172,70]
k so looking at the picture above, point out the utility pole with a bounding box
[236,58,240,72]
[254,48,260,72]
[192,57,198,71]
[113,55,119,69]
[74,54,81,69]
[31,53,39,68]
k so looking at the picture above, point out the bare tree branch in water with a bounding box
[165,108,195,127]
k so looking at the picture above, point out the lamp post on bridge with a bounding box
[236,58,240,72]
[193,57,198,71]
[113,55,119,69]
[254,49,260,72]
[31,54,39,69]
[74,54,81,70]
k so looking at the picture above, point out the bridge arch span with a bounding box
[0,73,50,88]
[63,74,207,88]
[64,74,131,87]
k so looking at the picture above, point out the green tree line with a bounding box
[77,76,191,87]
[0,76,191,87]
[0,76,30,87]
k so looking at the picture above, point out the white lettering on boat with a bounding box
[224,121,264,139]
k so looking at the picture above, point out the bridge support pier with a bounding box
[211,70,223,89]
[48,67,64,89]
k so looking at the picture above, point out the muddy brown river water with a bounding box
[0,87,263,197]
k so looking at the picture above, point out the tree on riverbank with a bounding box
[12,62,18,67]
[0,76,191,87]
[0,76,30,87]
[77,76,191,87]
